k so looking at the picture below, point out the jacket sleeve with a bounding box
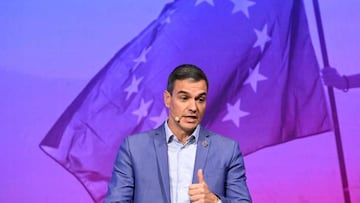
[103,137,134,203]
[218,142,252,203]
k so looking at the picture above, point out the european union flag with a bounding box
[40,0,331,202]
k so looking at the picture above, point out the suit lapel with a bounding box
[192,127,210,183]
[153,126,171,203]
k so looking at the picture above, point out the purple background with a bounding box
[1,0,359,202]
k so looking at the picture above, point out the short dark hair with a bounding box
[167,64,209,94]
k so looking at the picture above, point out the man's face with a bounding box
[164,79,207,135]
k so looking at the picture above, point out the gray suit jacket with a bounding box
[104,124,252,203]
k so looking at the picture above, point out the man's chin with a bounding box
[180,122,198,132]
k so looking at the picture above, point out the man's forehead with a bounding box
[175,90,207,96]
[173,79,208,94]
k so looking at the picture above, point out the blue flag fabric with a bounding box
[40,0,331,202]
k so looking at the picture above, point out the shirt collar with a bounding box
[164,120,200,144]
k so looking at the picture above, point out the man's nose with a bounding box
[188,99,197,112]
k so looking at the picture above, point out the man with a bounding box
[104,64,252,203]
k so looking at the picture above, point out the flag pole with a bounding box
[312,0,351,202]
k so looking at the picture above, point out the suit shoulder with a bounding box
[205,129,236,143]
[204,129,239,149]
[125,126,163,143]
[204,129,245,162]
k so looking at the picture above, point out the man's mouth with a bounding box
[183,115,198,122]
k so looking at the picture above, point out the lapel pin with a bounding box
[202,140,208,148]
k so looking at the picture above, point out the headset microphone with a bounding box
[171,111,184,123]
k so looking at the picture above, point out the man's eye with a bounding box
[180,97,188,101]
[197,97,206,103]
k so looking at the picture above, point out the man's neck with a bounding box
[174,132,192,144]
[167,121,196,144]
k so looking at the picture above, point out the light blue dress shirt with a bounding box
[165,122,199,203]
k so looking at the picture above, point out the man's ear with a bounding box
[164,90,171,108]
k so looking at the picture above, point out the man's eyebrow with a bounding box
[197,92,207,96]
[195,93,207,99]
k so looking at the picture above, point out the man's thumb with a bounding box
[197,169,205,183]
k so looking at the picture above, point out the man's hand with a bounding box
[322,67,347,89]
[188,169,219,203]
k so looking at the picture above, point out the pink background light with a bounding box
[0,0,359,202]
